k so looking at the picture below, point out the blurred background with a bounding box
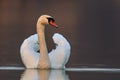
[0,0,120,68]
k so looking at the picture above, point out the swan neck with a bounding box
[37,22,50,69]
[37,24,47,54]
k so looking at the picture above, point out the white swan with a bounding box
[20,15,71,69]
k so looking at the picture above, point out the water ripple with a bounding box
[0,66,120,73]
[0,66,25,70]
[66,68,120,72]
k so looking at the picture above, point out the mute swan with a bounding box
[20,15,71,69]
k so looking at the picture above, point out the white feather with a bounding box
[20,33,71,69]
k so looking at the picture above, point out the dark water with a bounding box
[0,0,120,79]
[0,67,120,80]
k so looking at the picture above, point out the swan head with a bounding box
[37,15,58,28]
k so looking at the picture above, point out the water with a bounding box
[0,67,120,80]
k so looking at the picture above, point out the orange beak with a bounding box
[49,21,58,28]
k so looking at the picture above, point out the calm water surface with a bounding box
[0,67,120,80]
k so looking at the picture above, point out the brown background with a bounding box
[0,0,120,68]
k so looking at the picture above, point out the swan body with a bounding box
[20,15,71,69]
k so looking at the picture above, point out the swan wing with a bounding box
[49,33,71,69]
[20,33,71,69]
[20,34,39,68]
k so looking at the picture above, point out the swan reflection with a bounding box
[20,69,69,80]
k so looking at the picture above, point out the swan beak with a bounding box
[49,21,58,28]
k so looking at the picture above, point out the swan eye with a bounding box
[47,17,55,23]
